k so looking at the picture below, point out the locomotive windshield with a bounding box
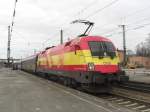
[89,41,116,58]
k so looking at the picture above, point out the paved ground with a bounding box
[124,69,150,84]
[0,68,133,112]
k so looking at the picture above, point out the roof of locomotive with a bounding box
[52,35,112,48]
[79,35,112,42]
[39,35,113,54]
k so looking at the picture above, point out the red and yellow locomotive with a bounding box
[37,36,128,90]
[20,20,129,92]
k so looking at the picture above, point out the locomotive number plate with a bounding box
[103,62,111,65]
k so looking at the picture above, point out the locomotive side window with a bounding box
[103,42,116,58]
[88,41,116,57]
[89,42,104,56]
[103,42,115,51]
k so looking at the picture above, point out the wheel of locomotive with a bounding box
[70,79,78,89]
[63,78,69,86]
[44,73,49,79]
[63,78,71,87]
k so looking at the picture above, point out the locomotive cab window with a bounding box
[88,41,116,58]
[88,41,104,56]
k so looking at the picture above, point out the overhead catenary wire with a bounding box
[123,5,150,21]
[74,0,98,19]
[41,32,61,49]
[43,1,98,42]
[103,21,150,37]
[59,0,120,40]
[84,0,119,19]
[99,19,150,37]
[127,16,150,26]
[93,4,150,35]
[98,12,150,37]
[41,0,120,44]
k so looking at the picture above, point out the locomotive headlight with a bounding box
[88,62,95,71]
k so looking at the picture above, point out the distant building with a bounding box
[117,49,135,63]
[128,56,150,69]
[117,50,150,68]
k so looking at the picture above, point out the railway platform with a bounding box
[0,68,133,112]
[125,69,150,84]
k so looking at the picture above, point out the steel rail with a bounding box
[117,81,150,93]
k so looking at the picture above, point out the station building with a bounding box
[117,50,150,69]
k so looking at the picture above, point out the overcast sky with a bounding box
[0,0,150,59]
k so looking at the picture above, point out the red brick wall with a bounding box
[128,56,150,68]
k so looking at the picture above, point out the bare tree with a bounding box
[136,36,150,57]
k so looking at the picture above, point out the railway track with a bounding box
[99,93,150,112]
[101,82,150,112]
[78,84,150,112]
[117,81,150,93]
